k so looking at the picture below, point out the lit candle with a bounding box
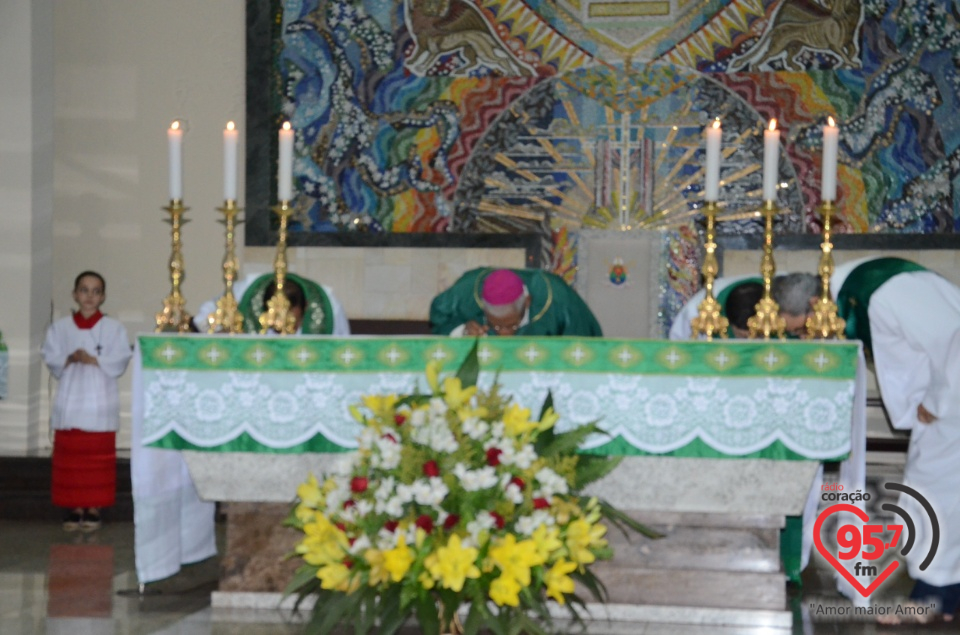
[278,121,294,202]
[821,116,839,202]
[168,121,183,201]
[762,119,780,202]
[224,121,238,201]
[704,119,722,202]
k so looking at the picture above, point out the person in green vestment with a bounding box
[194,272,350,335]
[668,276,763,339]
[429,268,602,337]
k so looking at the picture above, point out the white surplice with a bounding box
[833,258,960,587]
[41,315,132,431]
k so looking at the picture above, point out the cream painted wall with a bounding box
[0,1,527,455]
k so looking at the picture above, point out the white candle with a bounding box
[821,116,839,202]
[278,121,294,202]
[168,121,183,201]
[224,121,238,201]
[762,119,780,202]
[704,119,722,202]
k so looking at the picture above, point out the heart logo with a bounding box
[813,503,899,597]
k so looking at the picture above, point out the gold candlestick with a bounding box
[155,199,193,333]
[806,200,846,339]
[207,199,245,334]
[747,200,786,339]
[258,201,297,335]
[690,201,729,340]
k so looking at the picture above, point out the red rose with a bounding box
[384,520,399,533]
[423,460,440,478]
[336,522,347,532]
[490,511,505,529]
[486,448,502,466]
[350,476,368,493]
[394,413,406,426]
[343,500,355,510]
[443,514,460,530]
[533,498,550,509]
[510,476,525,490]
[381,432,398,443]
[415,514,434,533]
[344,558,354,569]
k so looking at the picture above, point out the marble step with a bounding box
[588,565,787,611]
[605,524,780,573]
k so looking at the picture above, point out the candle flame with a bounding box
[227,121,236,131]
[768,119,777,131]
[282,121,291,131]
[171,121,180,131]
[827,116,836,127]
[712,119,721,130]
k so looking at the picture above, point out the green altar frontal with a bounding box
[138,335,859,461]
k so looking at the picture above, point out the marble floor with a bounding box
[1,465,956,635]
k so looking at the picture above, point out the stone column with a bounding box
[0,0,54,454]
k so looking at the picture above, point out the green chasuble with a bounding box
[715,277,763,338]
[836,258,926,352]
[430,268,603,337]
[238,273,336,335]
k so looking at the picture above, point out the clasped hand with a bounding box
[67,349,98,366]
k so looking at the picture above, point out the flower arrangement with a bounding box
[286,345,656,635]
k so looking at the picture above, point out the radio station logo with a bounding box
[814,482,939,597]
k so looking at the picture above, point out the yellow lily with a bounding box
[502,403,538,438]
[442,376,477,409]
[426,360,441,393]
[296,473,323,509]
[316,561,353,591]
[531,524,563,562]
[565,518,608,565]
[489,573,522,607]
[362,394,399,418]
[537,407,560,431]
[544,558,577,604]
[363,548,390,586]
[382,533,416,582]
[424,534,481,592]
[488,534,544,586]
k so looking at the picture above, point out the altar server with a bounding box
[775,257,960,618]
[430,268,602,337]
[42,271,132,532]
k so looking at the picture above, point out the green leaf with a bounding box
[283,564,321,597]
[572,454,622,489]
[572,569,608,603]
[538,390,554,420]
[376,587,410,635]
[316,591,360,635]
[414,595,440,635]
[456,340,480,388]
[540,422,606,458]
[597,498,664,539]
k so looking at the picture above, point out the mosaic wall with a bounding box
[252,0,960,322]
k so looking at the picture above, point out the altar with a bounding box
[131,334,865,626]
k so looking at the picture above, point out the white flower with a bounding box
[373,439,401,469]
[515,510,555,535]
[505,482,524,505]
[534,467,569,497]
[410,408,427,427]
[374,476,395,502]
[349,534,371,555]
[411,477,448,506]
[462,417,489,440]
[452,463,498,491]
[467,511,497,541]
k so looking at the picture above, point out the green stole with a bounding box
[714,277,763,338]
[239,273,335,335]
[836,258,926,351]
